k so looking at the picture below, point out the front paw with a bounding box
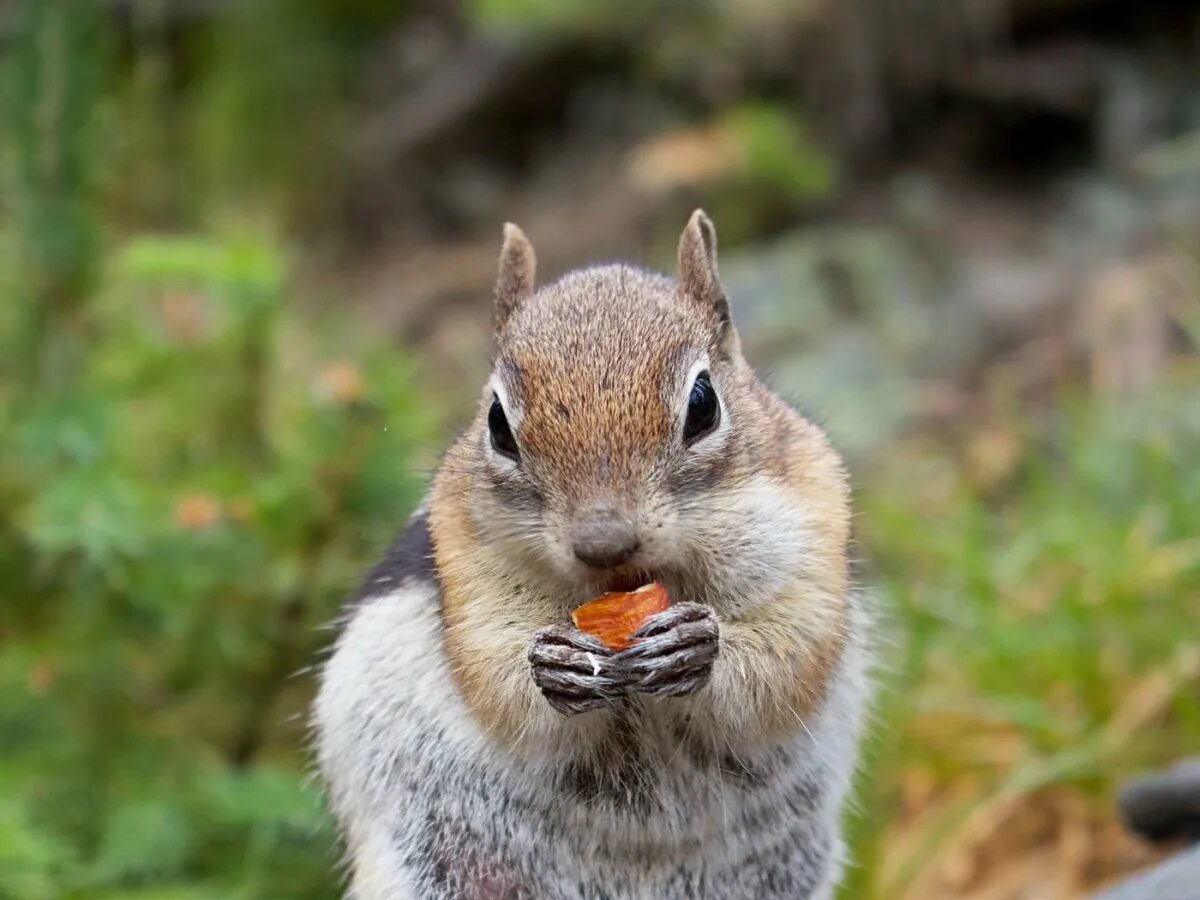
[615,602,719,698]
[529,625,624,716]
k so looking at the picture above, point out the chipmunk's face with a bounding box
[441,214,844,619]
[455,212,829,608]
[471,264,751,598]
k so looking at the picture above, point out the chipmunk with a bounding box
[314,211,872,900]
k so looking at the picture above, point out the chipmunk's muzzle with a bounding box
[569,502,641,569]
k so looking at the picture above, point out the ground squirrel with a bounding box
[314,211,872,899]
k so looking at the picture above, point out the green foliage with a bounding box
[191,1,350,224]
[3,0,108,291]
[0,10,435,890]
[0,221,429,896]
[723,103,837,203]
[698,102,840,244]
[469,0,617,36]
[843,377,1200,897]
[1,0,111,381]
[0,799,76,900]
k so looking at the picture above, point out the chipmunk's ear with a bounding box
[495,222,536,338]
[677,210,734,345]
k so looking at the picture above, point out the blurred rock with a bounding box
[1093,847,1200,900]
[1117,759,1200,844]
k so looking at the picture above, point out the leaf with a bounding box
[0,800,75,900]
[194,767,327,836]
[113,236,283,302]
[86,801,193,886]
[23,471,146,574]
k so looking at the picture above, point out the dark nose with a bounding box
[570,504,640,569]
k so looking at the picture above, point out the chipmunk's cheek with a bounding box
[687,477,815,605]
[542,527,585,579]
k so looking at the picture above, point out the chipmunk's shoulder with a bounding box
[352,506,438,606]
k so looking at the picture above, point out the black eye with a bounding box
[683,371,720,443]
[488,395,520,461]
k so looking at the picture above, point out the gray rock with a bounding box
[1094,847,1200,900]
[1118,759,1200,844]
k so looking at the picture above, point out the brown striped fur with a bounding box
[428,211,852,749]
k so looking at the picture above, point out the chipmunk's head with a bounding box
[461,210,782,598]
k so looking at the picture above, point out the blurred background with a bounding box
[0,1,1197,898]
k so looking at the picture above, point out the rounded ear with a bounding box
[495,222,536,338]
[677,209,732,338]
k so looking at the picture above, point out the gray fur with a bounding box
[315,560,869,899]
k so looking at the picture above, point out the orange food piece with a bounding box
[571,582,670,651]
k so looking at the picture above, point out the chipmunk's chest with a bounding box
[550,707,785,820]
[408,714,830,900]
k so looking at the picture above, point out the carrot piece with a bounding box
[571,582,670,651]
